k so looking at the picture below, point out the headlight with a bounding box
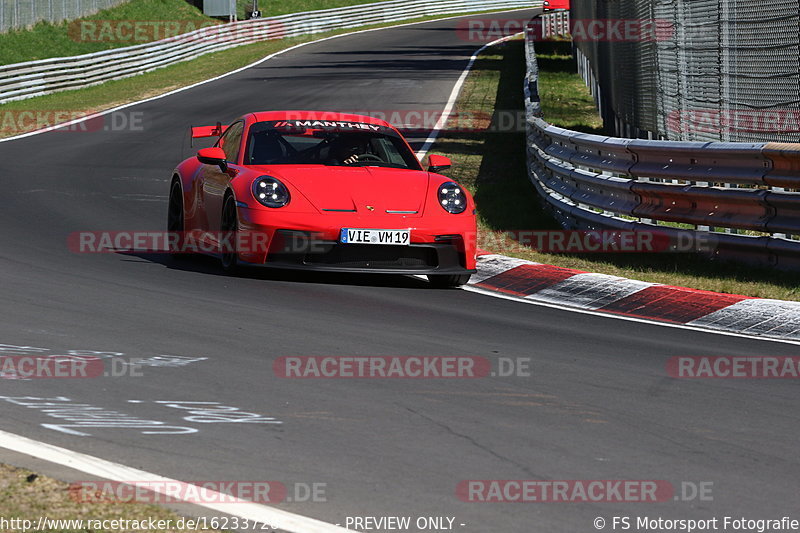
[252,176,290,208]
[438,181,467,214]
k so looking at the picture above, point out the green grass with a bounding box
[0,0,212,64]
[429,38,800,301]
[0,11,497,138]
[0,463,227,533]
[535,42,603,134]
[0,36,307,119]
[0,0,386,65]
[10,5,798,299]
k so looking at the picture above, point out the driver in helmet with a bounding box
[328,134,374,165]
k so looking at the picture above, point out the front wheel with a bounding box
[220,195,241,274]
[427,273,471,289]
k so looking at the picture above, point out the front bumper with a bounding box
[236,208,477,275]
[264,236,473,275]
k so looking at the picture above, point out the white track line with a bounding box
[0,20,793,533]
[0,10,536,533]
[3,9,789,345]
[0,429,351,533]
[410,36,800,347]
[0,9,535,144]
[416,32,522,159]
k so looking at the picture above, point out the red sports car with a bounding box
[168,111,477,287]
[542,0,569,9]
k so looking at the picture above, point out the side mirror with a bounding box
[427,154,452,173]
[197,147,227,171]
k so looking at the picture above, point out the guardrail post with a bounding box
[762,143,800,189]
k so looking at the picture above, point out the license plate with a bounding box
[340,228,410,245]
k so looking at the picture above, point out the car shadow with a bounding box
[118,252,434,289]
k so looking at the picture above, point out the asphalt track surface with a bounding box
[1,10,799,533]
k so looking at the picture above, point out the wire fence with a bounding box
[0,0,128,33]
[571,0,800,143]
[524,20,800,271]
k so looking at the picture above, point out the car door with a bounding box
[202,121,244,231]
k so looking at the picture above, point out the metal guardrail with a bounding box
[0,0,539,104]
[523,22,800,270]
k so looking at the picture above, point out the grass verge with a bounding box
[0,463,226,532]
[0,0,389,65]
[430,38,800,301]
[0,10,509,139]
[0,0,212,64]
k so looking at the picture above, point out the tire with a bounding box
[427,273,472,288]
[220,195,241,274]
[167,180,189,259]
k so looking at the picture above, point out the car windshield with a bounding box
[244,120,422,170]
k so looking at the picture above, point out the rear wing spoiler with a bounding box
[190,122,225,147]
